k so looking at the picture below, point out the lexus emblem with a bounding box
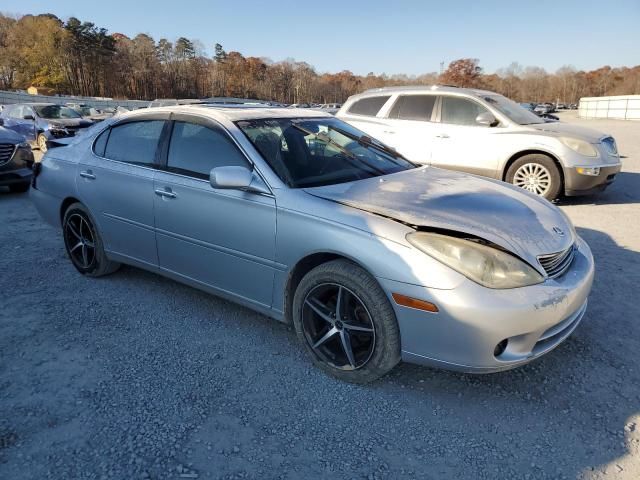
[552,226,565,236]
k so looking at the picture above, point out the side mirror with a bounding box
[209,166,270,195]
[475,112,498,127]
[23,114,35,121]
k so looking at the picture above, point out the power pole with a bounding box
[439,61,445,75]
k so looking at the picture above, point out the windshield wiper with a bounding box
[290,124,387,175]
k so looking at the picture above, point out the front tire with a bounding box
[62,203,120,277]
[506,154,562,201]
[292,259,401,383]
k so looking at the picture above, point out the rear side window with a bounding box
[103,120,164,166]
[166,121,248,180]
[388,95,436,121]
[440,97,489,126]
[93,129,109,157]
[347,96,390,116]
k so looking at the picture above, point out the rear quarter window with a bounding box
[347,96,390,116]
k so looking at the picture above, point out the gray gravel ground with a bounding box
[1,112,639,479]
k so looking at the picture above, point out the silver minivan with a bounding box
[337,86,621,200]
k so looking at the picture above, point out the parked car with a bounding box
[67,103,114,122]
[0,103,94,152]
[31,105,594,383]
[534,103,553,115]
[337,86,621,200]
[317,103,342,115]
[520,102,559,121]
[0,126,34,192]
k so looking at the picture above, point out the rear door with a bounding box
[153,114,277,307]
[429,95,501,178]
[378,94,438,164]
[77,114,168,267]
[338,95,393,142]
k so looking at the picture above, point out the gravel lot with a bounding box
[1,111,639,479]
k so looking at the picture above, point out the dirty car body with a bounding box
[30,106,594,378]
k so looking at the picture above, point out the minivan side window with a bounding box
[103,120,165,166]
[388,95,436,121]
[347,96,391,116]
[166,121,249,180]
[440,97,489,126]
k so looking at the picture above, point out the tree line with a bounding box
[1,13,639,104]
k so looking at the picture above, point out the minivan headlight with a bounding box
[559,137,598,157]
[407,232,544,289]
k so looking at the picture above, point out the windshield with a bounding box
[237,117,416,188]
[482,95,544,125]
[34,105,82,119]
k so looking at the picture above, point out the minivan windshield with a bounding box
[483,95,544,125]
[237,117,416,188]
[34,105,82,120]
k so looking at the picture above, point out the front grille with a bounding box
[601,136,618,156]
[538,244,576,278]
[0,143,16,165]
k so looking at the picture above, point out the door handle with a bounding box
[435,133,450,139]
[79,170,96,180]
[154,188,177,199]
[383,130,396,134]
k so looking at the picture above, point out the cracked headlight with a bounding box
[559,137,598,157]
[407,232,544,289]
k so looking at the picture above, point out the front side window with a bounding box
[440,97,490,126]
[237,117,415,188]
[103,120,165,166]
[388,95,436,121]
[166,121,248,179]
[33,105,82,120]
[347,96,390,116]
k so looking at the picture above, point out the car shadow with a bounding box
[387,225,639,477]
[557,171,640,206]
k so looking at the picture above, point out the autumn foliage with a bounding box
[1,13,639,104]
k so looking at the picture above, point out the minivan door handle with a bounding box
[154,188,177,199]
[435,133,450,139]
[79,170,96,180]
[383,130,396,135]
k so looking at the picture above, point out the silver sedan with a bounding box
[30,106,594,383]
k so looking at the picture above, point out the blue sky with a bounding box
[6,0,640,75]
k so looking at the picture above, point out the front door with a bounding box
[153,116,277,308]
[429,96,501,178]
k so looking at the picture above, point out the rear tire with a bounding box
[292,259,401,383]
[506,154,562,201]
[9,182,30,193]
[62,202,120,277]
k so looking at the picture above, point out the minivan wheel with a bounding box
[37,134,48,152]
[62,203,120,277]
[506,154,562,200]
[292,259,401,383]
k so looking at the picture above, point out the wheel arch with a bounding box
[502,149,565,188]
[59,196,82,226]
[282,251,379,325]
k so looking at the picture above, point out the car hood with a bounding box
[46,118,94,128]
[304,167,575,269]
[526,122,607,143]
[0,126,26,143]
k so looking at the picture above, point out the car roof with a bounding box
[356,85,498,98]
[125,105,332,122]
